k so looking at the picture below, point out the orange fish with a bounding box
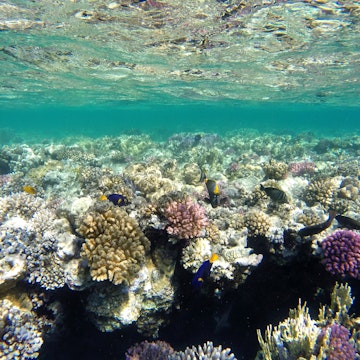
[23,186,37,195]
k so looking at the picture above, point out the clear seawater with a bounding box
[1,103,360,142]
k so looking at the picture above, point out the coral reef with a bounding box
[263,159,288,180]
[170,341,237,360]
[304,178,337,208]
[125,340,175,360]
[321,230,360,279]
[316,323,356,360]
[0,297,48,359]
[78,205,150,285]
[288,161,315,177]
[257,283,359,360]
[244,211,271,237]
[164,196,208,240]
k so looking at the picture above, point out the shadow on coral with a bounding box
[38,256,360,360]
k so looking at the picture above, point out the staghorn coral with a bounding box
[321,230,360,279]
[244,210,271,237]
[78,205,150,285]
[170,341,237,360]
[125,340,175,360]
[304,178,336,208]
[257,283,359,360]
[263,159,288,180]
[164,196,208,240]
[257,301,321,360]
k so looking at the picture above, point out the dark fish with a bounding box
[192,254,218,288]
[205,179,221,208]
[100,194,129,207]
[194,134,202,146]
[260,184,287,203]
[298,210,336,237]
[335,215,360,230]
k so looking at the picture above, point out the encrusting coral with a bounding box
[78,204,150,285]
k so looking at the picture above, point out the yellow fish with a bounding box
[23,185,37,195]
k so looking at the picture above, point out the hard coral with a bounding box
[164,196,208,239]
[0,299,45,359]
[317,323,356,360]
[125,340,174,360]
[170,341,237,360]
[288,161,315,176]
[321,230,360,279]
[78,205,150,285]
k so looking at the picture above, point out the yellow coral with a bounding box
[78,206,150,286]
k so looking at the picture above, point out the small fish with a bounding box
[23,185,37,195]
[199,167,207,182]
[260,184,287,203]
[100,194,129,207]
[192,253,218,288]
[335,215,360,230]
[298,210,336,237]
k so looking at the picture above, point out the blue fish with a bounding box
[100,194,129,207]
[192,254,218,288]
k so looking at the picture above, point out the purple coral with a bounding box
[288,161,315,176]
[321,230,360,279]
[164,196,208,239]
[317,324,356,360]
[125,340,174,360]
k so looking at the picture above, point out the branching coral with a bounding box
[0,298,45,359]
[164,196,208,239]
[126,340,175,360]
[257,283,359,360]
[263,159,288,180]
[244,210,271,237]
[78,205,150,285]
[321,230,360,279]
[170,341,237,360]
[304,178,336,208]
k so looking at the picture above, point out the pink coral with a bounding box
[164,196,208,239]
[321,230,360,279]
[288,161,315,176]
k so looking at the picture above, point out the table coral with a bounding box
[164,196,208,239]
[321,230,360,279]
[78,205,150,285]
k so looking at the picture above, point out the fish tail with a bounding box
[210,253,219,263]
[99,195,107,201]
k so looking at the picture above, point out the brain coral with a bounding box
[78,205,150,285]
[321,230,360,279]
[164,196,208,239]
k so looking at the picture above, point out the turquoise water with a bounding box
[1,102,360,142]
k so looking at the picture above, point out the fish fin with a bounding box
[99,195,107,201]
